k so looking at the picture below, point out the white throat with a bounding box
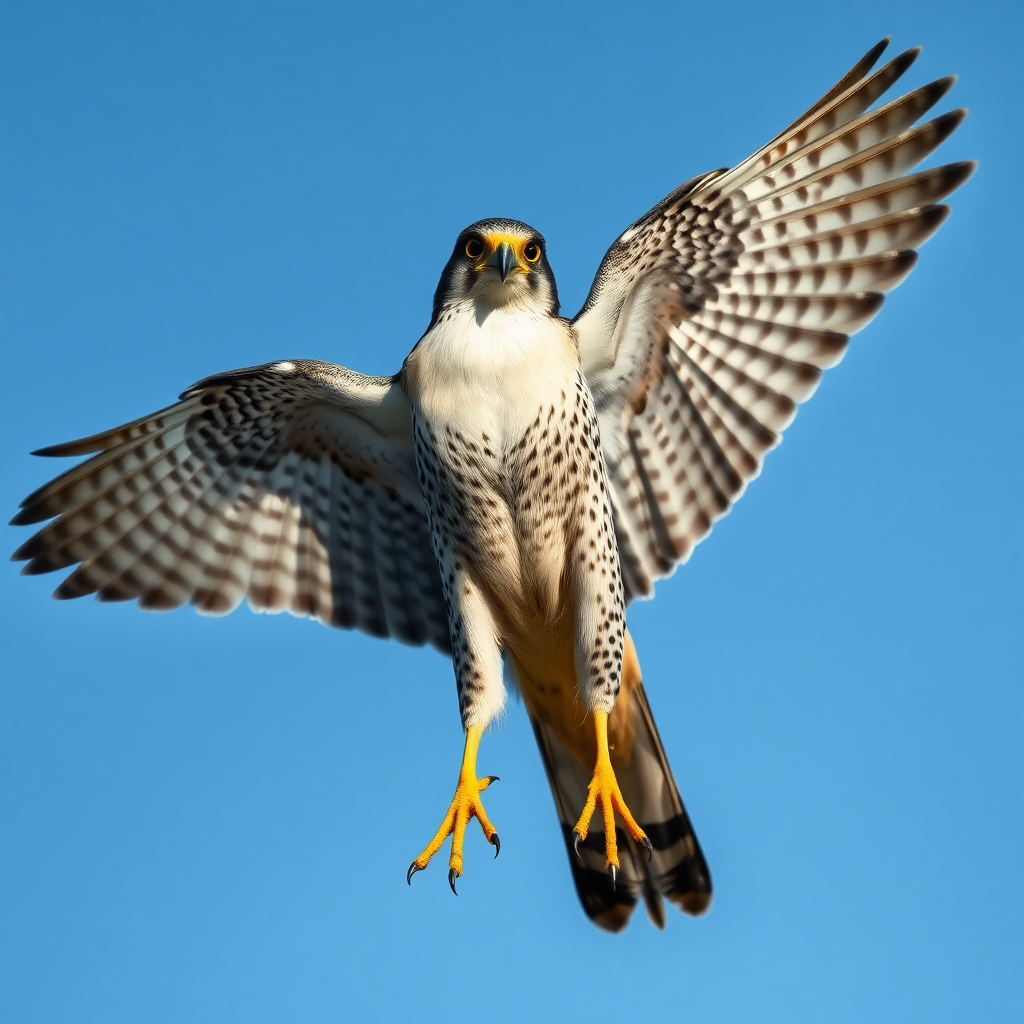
[407,300,579,444]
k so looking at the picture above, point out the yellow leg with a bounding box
[407,724,500,894]
[573,710,652,889]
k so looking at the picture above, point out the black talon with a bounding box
[490,832,501,858]
[641,836,653,862]
[407,862,422,885]
[608,863,618,891]
[448,868,459,896]
[485,775,500,784]
[573,831,583,861]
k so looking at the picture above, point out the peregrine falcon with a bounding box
[11,40,973,931]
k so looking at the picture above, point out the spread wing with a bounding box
[11,360,451,652]
[573,39,975,601]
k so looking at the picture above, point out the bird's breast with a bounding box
[406,305,577,431]
[404,307,595,641]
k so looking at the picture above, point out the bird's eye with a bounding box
[465,238,484,259]
[524,242,541,263]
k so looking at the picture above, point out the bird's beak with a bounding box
[485,241,520,283]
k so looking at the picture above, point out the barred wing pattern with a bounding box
[12,360,451,651]
[574,40,975,601]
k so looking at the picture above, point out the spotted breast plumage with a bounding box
[11,40,973,931]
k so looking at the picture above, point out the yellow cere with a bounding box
[480,232,537,271]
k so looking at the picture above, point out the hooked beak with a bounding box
[484,241,520,283]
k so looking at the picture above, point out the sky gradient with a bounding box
[1,3,1021,1022]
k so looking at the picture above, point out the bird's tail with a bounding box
[524,636,712,932]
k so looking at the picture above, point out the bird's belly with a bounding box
[429,446,580,642]
[413,407,591,644]
[508,632,642,774]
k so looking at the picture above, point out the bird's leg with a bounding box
[406,724,500,893]
[573,709,651,887]
[405,556,504,893]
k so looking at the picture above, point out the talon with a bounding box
[573,710,649,892]
[407,724,500,895]
[573,831,583,860]
[478,774,499,792]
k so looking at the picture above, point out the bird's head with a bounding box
[431,218,559,321]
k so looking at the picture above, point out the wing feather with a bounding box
[55,435,215,602]
[326,459,360,632]
[62,409,276,606]
[742,42,910,175]
[249,450,304,613]
[728,249,919,296]
[735,79,955,207]
[191,431,279,616]
[12,360,451,651]
[742,162,973,246]
[739,109,966,217]
[717,45,926,195]
[574,40,974,599]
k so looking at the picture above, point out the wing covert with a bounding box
[573,40,975,601]
[12,359,451,652]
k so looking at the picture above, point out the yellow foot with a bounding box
[406,724,500,894]
[572,709,652,890]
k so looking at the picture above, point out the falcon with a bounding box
[11,40,973,931]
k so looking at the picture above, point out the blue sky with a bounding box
[1,3,1021,1022]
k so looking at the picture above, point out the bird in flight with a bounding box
[12,39,972,931]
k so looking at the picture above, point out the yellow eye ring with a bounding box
[465,238,484,259]
[524,242,541,263]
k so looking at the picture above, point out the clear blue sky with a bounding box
[1,3,1020,1022]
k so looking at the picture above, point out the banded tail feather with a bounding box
[528,672,711,932]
